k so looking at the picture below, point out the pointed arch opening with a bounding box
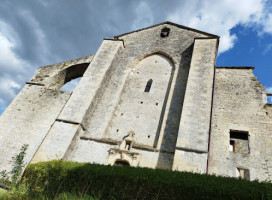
[59,62,89,91]
[60,77,82,91]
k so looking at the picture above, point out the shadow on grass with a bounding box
[23,160,272,200]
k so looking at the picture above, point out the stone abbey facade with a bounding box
[0,22,271,181]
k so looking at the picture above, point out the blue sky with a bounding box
[217,25,272,89]
[0,0,272,116]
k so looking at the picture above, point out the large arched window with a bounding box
[107,54,174,147]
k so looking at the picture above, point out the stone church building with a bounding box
[0,22,271,181]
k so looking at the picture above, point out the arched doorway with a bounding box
[113,160,130,166]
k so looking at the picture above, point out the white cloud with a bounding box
[0,8,51,110]
[17,9,50,63]
[167,0,268,53]
[262,13,272,34]
[0,76,22,110]
[37,0,50,7]
[132,1,154,30]
[262,43,272,55]
[219,33,237,54]
[0,21,35,109]
[267,87,272,93]
[1,0,272,112]
[0,32,22,72]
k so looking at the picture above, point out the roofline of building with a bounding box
[37,55,95,69]
[216,66,255,70]
[114,21,219,38]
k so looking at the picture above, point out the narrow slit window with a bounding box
[229,140,235,152]
[144,79,153,92]
[125,141,131,150]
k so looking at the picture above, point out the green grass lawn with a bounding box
[0,189,98,200]
[1,160,271,200]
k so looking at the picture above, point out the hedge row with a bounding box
[24,160,272,200]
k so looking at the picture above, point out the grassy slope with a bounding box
[1,160,272,200]
[24,160,272,200]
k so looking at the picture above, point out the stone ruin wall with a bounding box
[209,67,272,181]
[64,24,214,170]
[0,55,94,173]
[0,24,212,173]
[0,22,271,182]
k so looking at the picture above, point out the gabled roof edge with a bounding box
[114,21,219,38]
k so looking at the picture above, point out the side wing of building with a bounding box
[209,67,272,181]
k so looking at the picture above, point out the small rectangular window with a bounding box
[230,131,248,140]
[229,130,249,154]
[160,27,170,38]
[237,168,250,180]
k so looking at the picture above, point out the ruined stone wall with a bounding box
[31,40,123,163]
[0,23,222,176]
[66,24,212,170]
[0,55,94,173]
[30,55,94,90]
[0,85,70,173]
[208,67,272,181]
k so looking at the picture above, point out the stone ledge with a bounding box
[216,66,255,70]
[176,147,208,154]
[25,82,45,86]
[79,136,174,154]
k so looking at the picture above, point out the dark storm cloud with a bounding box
[0,0,175,66]
[0,0,172,109]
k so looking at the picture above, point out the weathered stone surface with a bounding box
[106,54,173,147]
[31,121,80,163]
[173,150,207,173]
[58,40,124,124]
[0,22,271,182]
[208,68,272,181]
[0,85,70,173]
[175,38,217,152]
[30,55,94,89]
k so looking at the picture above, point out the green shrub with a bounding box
[23,160,272,200]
